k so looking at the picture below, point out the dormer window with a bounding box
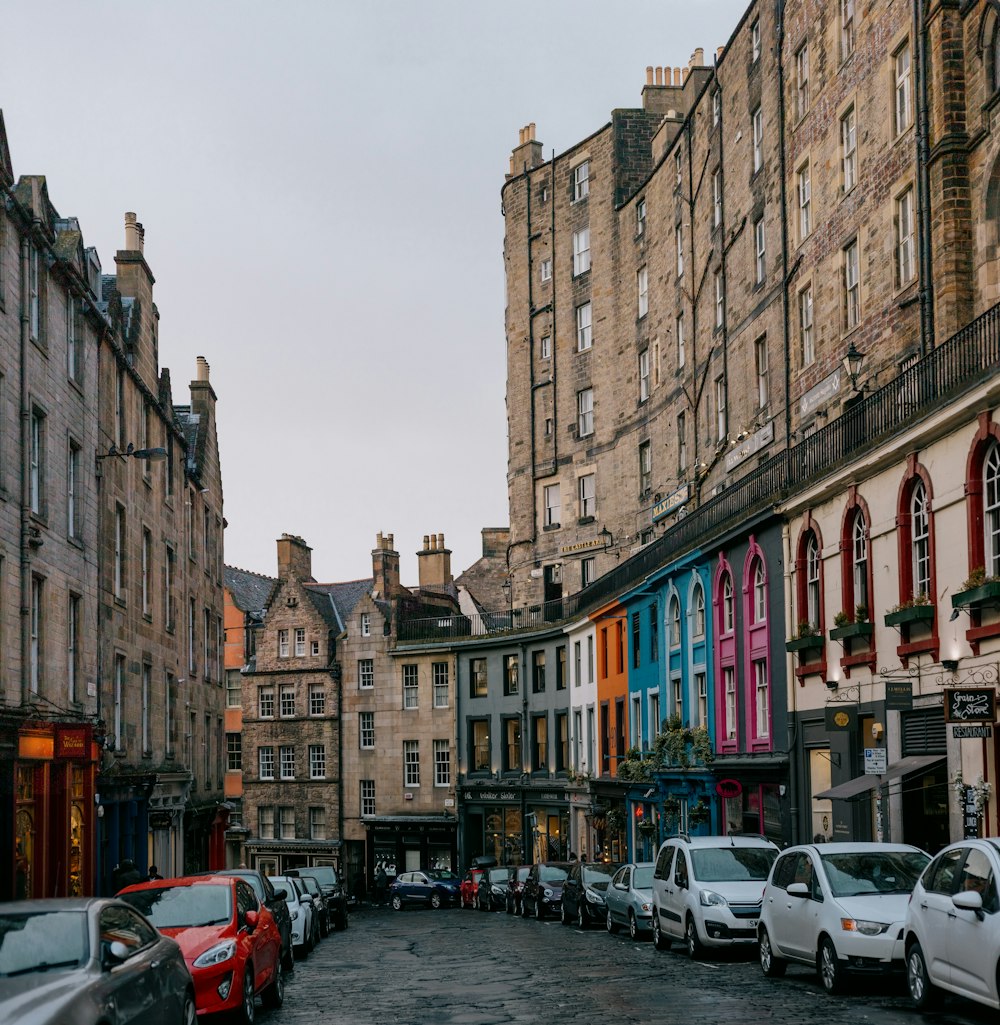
[360,612,371,637]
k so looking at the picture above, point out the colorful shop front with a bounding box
[460,780,568,866]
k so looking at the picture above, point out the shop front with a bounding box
[365,815,456,881]
[460,781,568,867]
[246,837,343,878]
[712,756,788,845]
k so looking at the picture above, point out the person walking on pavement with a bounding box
[374,863,388,905]
[112,858,142,892]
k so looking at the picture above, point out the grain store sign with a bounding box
[944,688,996,724]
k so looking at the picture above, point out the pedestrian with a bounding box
[112,858,142,892]
[146,865,163,881]
[374,863,388,905]
[580,853,588,864]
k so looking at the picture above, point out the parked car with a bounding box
[290,874,329,936]
[460,868,485,909]
[652,834,779,957]
[904,838,1000,1012]
[118,874,283,1025]
[505,865,530,915]
[287,867,348,931]
[560,861,621,929]
[389,869,462,910]
[476,867,510,912]
[270,875,319,958]
[758,842,929,994]
[605,861,655,939]
[207,869,294,972]
[521,862,572,920]
[0,897,195,1025]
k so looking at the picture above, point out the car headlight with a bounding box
[698,889,728,908]
[640,902,651,912]
[291,908,299,920]
[841,918,889,936]
[543,887,554,898]
[193,940,237,968]
[586,889,604,904]
[491,886,503,895]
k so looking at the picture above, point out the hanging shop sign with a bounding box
[715,779,742,799]
[652,484,690,523]
[953,725,993,739]
[884,681,913,711]
[825,705,857,732]
[944,688,996,724]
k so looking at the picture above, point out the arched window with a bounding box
[722,574,734,633]
[986,442,1000,576]
[993,21,1000,93]
[911,480,930,598]
[852,511,869,612]
[753,560,766,623]
[806,535,820,628]
[693,584,706,637]
[669,597,681,648]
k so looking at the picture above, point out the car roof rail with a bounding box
[728,832,770,843]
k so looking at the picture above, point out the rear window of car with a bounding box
[120,884,232,928]
[487,869,507,883]
[428,870,458,882]
[539,865,568,882]
[301,867,338,887]
[582,864,617,886]
[0,910,88,975]
[633,866,654,889]
[819,851,929,897]
[691,847,777,882]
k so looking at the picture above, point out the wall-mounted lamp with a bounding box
[949,608,963,622]
[598,526,614,550]
[842,342,867,393]
[96,442,168,462]
[500,578,512,605]
[825,679,839,691]
[942,658,960,673]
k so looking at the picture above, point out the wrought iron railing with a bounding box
[398,301,1000,645]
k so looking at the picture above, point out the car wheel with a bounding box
[535,898,544,920]
[577,902,587,930]
[818,936,845,995]
[606,909,618,934]
[652,910,671,951]
[281,941,294,973]
[685,916,704,960]
[391,894,403,911]
[181,990,196,1025]
[338,909,349,930]
[628,911,640,941]
[238,964,255,1025]
[521,897,529,918]
[759,927,786,977]
[560,903,570,926]
[262,965,284,1010]
[906,941,940,1009]
[430,891,443,910]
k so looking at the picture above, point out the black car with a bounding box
[294,873,330,936]
[209,868,294,971]
[560,861,621,928]
[288,866,349,930]
[521,861,572,920]
[476,867,510,911]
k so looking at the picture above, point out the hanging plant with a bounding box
[688,799,710,825]
[605,807,626,835]
[637,818,657,836]
[662,795,681,822]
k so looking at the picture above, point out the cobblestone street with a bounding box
[261,906,996,1025]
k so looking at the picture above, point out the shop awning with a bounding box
[814,755,944,801]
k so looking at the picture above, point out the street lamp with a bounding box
[842,342,866,393]
[96,442,168,462]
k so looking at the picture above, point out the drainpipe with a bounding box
[776,0,794,465]
[914,0,934,353]
[19,232,32,706]
[781,522,800,844]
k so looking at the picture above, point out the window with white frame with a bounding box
[577,387,594,437]
[986,444,1000,576]
[279,745,295,779]
[639,349,650,403]
[404,740,420,786]
[669,597,681,648]
[799,285,814,365]
[676,314,686,368]
[573,161,590,201]
[755,336,769,410]
[470,658,488,697]
[576,301,592,351]
[639,441,652,495]
[227,732,241,770]
[675,225,684,276]
[294,628,306,656]
[309,807,326,840]
[259,805,274,838]
[360,612,371,636]
[844,238,860,331]
[309,684,325,715]
[896,187,915,287]
[714,271,725,328]
[636,197,646,235]
[852,511,869,610]
[841,0,855,59]
[696,672,708,728]
[113,504,124,599]
[540,258,552,282]
[693,584,706,636]
[279,684,295,717]
[796,44,809,119]
[671,676,683,721]
[140,526,150,614]
[712,169,722,228]
[581,557,595,587]
[578,473,596,518]
[258,687,274,718]
[631,694,642,748]
[309,744,326,779]
[28,245,40,341]
[278,629,289,658]
[841,106,857,191]
[433,661,449,707]
[573,228,591,276]
[360,780,375,817]
[225,670,241,710]
[723,574,734,632]
[751,17,761,61]
[754,216,766,284]
[895,41,912,135]
[649,691,660,737]
[543,482,561,527]
[752,106,763,172]
[754,560,767,621]
[724,667,737,740]
[68,441,80,540]
[434,739,451,786]
[360,711,375,749]
[540,334,551,360]
[715,376,727,440]
[279,807,295,839]
[713,90,721,126]
[797,163,811,240]
[911,480,930,598]
[259,746,275,780]
[402,664,419,709]
[637,265,648,318]
[806,535,821,628]
[677,411,687,472]
[755,660,770,737]
[358,658,374,689]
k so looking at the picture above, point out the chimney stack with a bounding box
[416,533,452,592]
[372,532,401,598]
[124,211,144,253]
[277,533,313,582]
[508,122,544,178]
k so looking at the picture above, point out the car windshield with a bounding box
[582,864,617,890]
[539,866,568,882]
[428,870,458,882]
[819,851,930,897]
[487,868,508,884]
[271,878,299,902]
[0,911,88,977]
[691,847,777,882]
[300,867,338,887]
[633,866,654,889]
[120,884,232,928]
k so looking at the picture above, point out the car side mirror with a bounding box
[244,909,259,932]
[272,887,287,901]
[106,940,130,965]
[786,882,810,899]
[953,890,985,920]
[301,893,313,903]
[674,872,686,889]
[615,882,627,890]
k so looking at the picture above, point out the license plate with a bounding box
[746,919,758,929]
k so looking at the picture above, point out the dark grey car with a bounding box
[0,897,195,1025]
[605,862,655,939]
[560,861,621,929]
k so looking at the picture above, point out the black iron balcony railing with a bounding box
[398,301,1000,645]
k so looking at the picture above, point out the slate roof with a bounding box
[303,578,373,634]
[225,566,277,616]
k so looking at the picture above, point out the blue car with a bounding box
[389,869,461,910]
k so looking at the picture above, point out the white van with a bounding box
[651,834,779,958]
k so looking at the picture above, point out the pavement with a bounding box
[262,902,996,1025]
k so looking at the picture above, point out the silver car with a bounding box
[605,862,655,940]
[0,897,195,1025]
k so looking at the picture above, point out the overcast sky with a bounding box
[6,0,748,585]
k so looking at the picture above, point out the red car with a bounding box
[460,868,485,909]
[118,874,283,1024]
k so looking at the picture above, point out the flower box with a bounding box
[884,605,935,628]
[785,634,825,653]
[829,621,874,642]
[952,581,1000,609]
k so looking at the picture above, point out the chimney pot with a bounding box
[655,66,663,85]
[694,47,705,66]
[674,67,682,86]
[646,66,654,85]
[529,122,536,139]
[683,66,690,83]
[196,356,210,383]
[717,45,724,60]
[124,211,143,253]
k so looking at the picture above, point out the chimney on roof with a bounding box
[372,532,401,598]
[277,533,313,583]
[508,122,544,179]
[417,533,452,592]
[481,527,511,559]
[124,211,144,253]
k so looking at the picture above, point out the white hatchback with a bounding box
[758,842,929,994]
[904,838,1000,1012]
